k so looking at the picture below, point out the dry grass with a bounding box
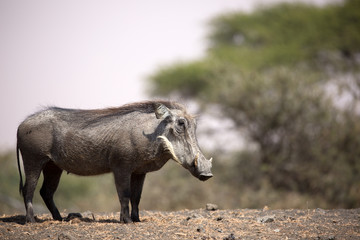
[1,208,359,240]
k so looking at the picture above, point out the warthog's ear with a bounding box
[154,103,172,119]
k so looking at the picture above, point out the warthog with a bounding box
[17,101,213,223]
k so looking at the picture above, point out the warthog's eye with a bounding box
[177,118,186,128]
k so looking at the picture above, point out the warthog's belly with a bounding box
[52,155,111,176]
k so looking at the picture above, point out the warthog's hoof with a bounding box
[120,216,133,224]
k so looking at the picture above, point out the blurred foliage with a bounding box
[207,0,360,72]
[149,0,360,208]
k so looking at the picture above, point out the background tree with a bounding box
[149,0,360,207]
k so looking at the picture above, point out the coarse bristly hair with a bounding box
[47,100,193,126]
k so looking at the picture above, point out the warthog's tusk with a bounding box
[209,158,213,163]
[157,136,182,165]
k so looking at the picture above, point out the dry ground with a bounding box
[0,208,359,239]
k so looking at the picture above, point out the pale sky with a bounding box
[0,0,334,148]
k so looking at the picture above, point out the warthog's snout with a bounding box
[199,173,213,181]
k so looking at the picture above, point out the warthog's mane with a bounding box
[48,100,190,127]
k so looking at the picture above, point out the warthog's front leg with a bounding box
[113,171,132,223]
[130,173,146,222]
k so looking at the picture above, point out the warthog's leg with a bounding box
[40,161,63,221]
[130,173,146,222]
[113,171,132,223]
[22,156,45,223]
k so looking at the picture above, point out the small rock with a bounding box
[196,225,205,233]
[206,203,218,211]
[257,215,275,223]
[223,233,236,240]
[192,213,202,219]
[216,216,223,221]
[186,213,202,221]
[58,233,75,240]
[67,212,82,220]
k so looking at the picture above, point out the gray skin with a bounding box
[16,101,213,223]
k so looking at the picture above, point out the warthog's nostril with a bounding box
[199,173,213,181]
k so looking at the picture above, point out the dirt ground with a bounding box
[0,207,359,240]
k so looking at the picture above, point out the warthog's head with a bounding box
[155,103,213,181]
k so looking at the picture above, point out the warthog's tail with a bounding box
[17,143,24,196]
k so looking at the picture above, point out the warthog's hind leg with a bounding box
[40,161,63,221]
[22,157,44,223]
